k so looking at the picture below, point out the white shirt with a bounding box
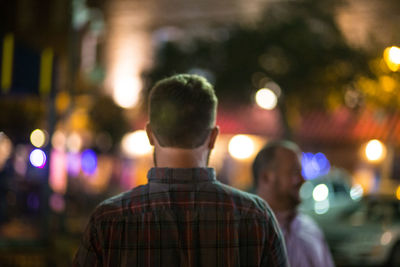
[275,211,335,267]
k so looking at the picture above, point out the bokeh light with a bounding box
[29,149,47,168]
[314,199,330,215]
[396,186,400,201]
[299,181,314,200]
[301,152,331,179]
[14,145,28,176]
[350,184,364,201]
[66,132,82,152]
[81,149,97,175]
[388,46,400,64]
[121,130,152,157]
[255,88,278,110]
[113,76,141,108]
[50,149,67,194]
[67,152,81,177]
[365,139,386,162]
[228,135,255,160]
[30,129,47,148]
[52,130,67,150]
[312,183,329,201]
[384,46,400,72]
[0,132,12,170]
[381,231,393,246]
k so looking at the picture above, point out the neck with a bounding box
[154,146,209,168]
[257,189,295,213]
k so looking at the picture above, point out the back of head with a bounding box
[149,74,218,148]
[252,140,301,188]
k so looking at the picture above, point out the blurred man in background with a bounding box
[73,74,289,266]
[252,140,335,267]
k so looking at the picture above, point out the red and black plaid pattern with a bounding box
[73,168,288,267]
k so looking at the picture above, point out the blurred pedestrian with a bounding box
[252,140,335,267]
[73,74,288,266]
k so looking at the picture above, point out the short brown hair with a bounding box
[149,74,218,148]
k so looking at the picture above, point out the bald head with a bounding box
[252,140,304,212]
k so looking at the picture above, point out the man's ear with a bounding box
[145,123,155,146]
[208,126,219,149]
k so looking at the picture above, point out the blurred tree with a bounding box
[143,0,375,136]
[88,95,129,152]
[0,98,45,143]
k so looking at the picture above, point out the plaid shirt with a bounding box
[73,168,288,267]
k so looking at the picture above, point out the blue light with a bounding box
[81,149,97,175]
[314,153,329,170]
[301,152,331,180]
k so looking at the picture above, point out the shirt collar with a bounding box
[147,167,216,184]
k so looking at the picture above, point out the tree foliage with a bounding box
[144,0,373,112]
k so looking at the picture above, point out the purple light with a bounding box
[29,149,47,168]
[67,152,81,177]
[81,149,97,175]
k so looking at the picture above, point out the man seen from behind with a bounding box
[73,74,289,266]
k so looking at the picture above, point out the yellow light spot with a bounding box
[379,75,396,93]
[396,186,400,200]
[55,92,70,113]
[365,139,386,162]
[70,109,89,130]
[30,129,47,148]
[384,46,400,72]
[228,135,255,160]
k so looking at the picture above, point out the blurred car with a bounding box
[299,168,361,221]
[323,195,400,267]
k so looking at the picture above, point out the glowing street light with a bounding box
[384,46,400,72]
[113,76,141,109]
[228,135,255,160]
[312,184,329,202]
[255,88,278,110]
[365,139,386,163]
[30,129,47,148]
[29,149,47,168]
[121,130,152,157]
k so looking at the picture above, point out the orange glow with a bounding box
[353,168,375,194]
[396,186,400,200]
[86,155,113,193]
